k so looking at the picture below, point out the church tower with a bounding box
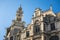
[10,6,25,40]
[4,5,25,40]
[16,5,23,22]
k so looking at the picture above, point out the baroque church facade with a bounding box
[4,5,60,40]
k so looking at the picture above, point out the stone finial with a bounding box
[50,4,52,10]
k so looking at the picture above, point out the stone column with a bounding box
[30,37,33,40]
[41,34,44,40]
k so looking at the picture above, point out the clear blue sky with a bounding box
[0,0,60,40]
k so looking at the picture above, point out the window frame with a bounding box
[26,31,29,37]
[50,23,55,31]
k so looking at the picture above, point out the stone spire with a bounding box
[16,5,23,21]
[50,4,52,10]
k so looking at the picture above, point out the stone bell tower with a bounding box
[16,5,23,22]
[5,6,25,40]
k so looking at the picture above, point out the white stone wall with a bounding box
[21,32,26,40]
[29,25,34,36]
[55,21,60,31]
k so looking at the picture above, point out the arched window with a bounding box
[34,20,40,35]
[50,36,59,40]
[34,20,40,25]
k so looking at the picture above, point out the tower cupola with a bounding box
[16,5,23,21]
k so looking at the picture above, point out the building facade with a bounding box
[4,6,60,40]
